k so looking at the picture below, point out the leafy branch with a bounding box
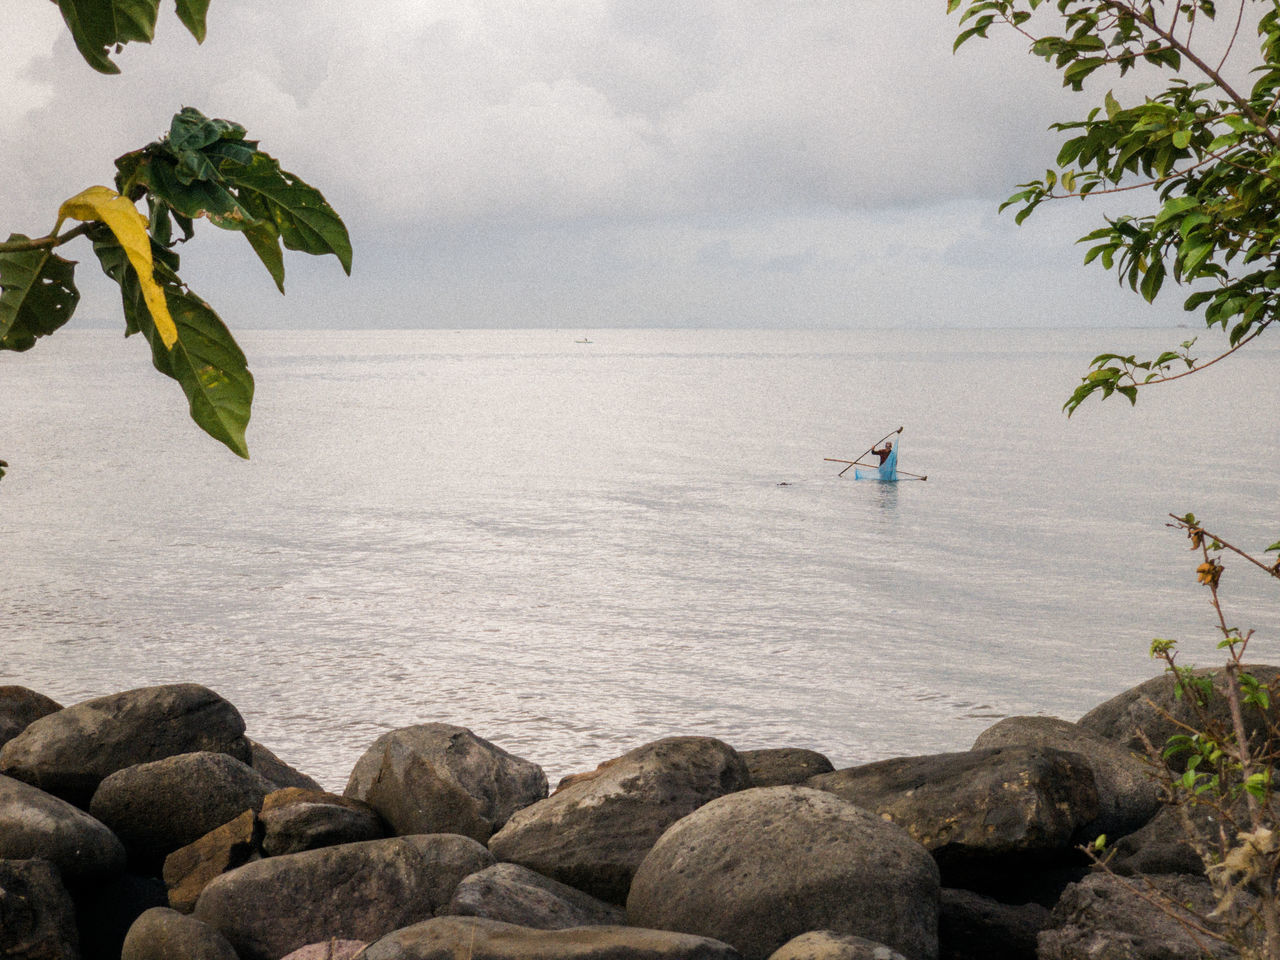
[949,0,1280,413]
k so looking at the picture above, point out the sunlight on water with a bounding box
[3,327,1277,789]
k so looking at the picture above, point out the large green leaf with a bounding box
[0,237,81,352]
[174,0,210,43]
[56,0,160,73]
[93,235,253,458]
[230,153,353,274]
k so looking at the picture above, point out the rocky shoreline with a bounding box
[1,670,1276,960]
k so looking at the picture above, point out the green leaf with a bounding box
[56,0,161,73]
[174,0,209,42]
[92,234,254,458]
[228,153,352,274]
[0,237,81,352]
[242,222,286,293]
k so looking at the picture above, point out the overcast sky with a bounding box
[1,0,1207,329]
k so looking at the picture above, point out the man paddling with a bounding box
[871,440,893,465]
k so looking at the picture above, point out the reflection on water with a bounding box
[2,328,1278,789]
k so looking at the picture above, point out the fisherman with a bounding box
[871,440,893,465]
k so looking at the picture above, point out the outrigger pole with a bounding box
[822,459,928,481]
[831,426,901,477]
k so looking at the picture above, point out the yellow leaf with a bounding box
[57,186,177,349]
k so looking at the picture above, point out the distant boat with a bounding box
[575,338,593,343]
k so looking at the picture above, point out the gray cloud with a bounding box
[2,0,1193,329]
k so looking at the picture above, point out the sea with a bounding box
[2,326,1277,792]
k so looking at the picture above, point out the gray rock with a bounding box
[627,786,939,960]
[0,686,62,750]
[358,917,743,960]
[344,723,547,843]
[89,751,273,870]
[0,684,250,807]
[739,748,833,787]
[163,810,263,914]
[972,715,1160,841]
[489,736,751,904]
[121,907,238,960]
[0,774,126,882]
[808,746,1098,889]
[0,859,80,960]
[261,796,384,857]
[446,862,626,929]
[279,942,367,960]
[938,888,1049,960]
[1038,872,1245,960]
[249,739,323,791]
[1077,666,1280,771]
[193,834,494,960]
[766,931,909,960]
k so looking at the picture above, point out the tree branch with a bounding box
[0,223,92,254]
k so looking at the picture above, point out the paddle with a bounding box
[834,426,901,477]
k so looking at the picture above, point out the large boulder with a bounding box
[445,862,626,929]
[1077,666,1280,771]
[808,746,1098,890]
[972,715,1160,841]
[163,810,263,913]
[0,687,62,750]
[489,736,751,904]
[0,774,126,882]
[627,786,940,960]
[0,859,80,960]
[0,684,250,807]
[248,740,322,791]
[193,834,494,960]
[344,723,546,843]
[121,907,238,960]
[1037,872,1245,960]
[738,748,834,787]
[357,917,743,960]
[766,931,909,960]
[89,751,273,870]
[260,789,384,857]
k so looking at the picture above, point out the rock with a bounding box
[0,687,62,750]
[163,810,263,913]
[808,746,1098,890]
[489,736,751,904]
[279,942,367,960]
[89,751,273,870]
[358,917,743,960]
[938,888,1049,960]
[766,931,909,960]
[0,774,126,882]
[1077,666,1280,771]
[72,873,168,960]
[260,790,384,857]
[627,786,940,960]
[249,739,323,791]
[446,862,626,929]
[0,684,250,807]
[193,834,494,960]
[344,723,547,843]
[972,715,1160,841]
[0,859,80,960]
[739,748,834,787]
[1038,872,1245,960]
[120,907,238,960]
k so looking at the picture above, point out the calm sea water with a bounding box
[2,327,1277,791]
